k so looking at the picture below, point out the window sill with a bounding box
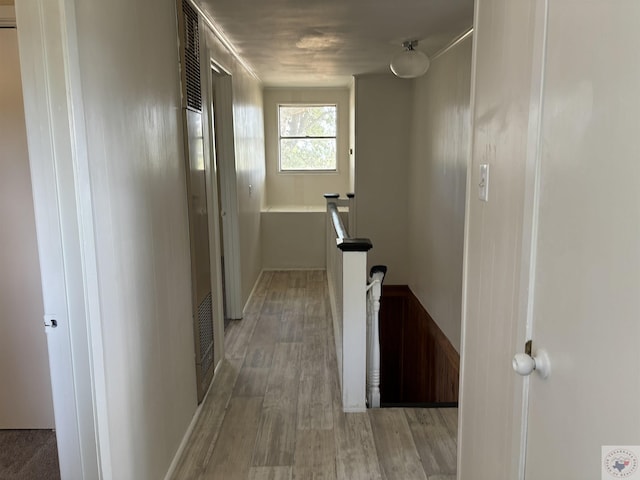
[277,170,339,175]
[262,205,348,213]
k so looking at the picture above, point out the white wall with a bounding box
[203,28,266,308]
[261,209,326,269]
[0,27,54,429]
[353,46,472,352]
[70,3,267,475]
[263,87,351,207]
[354,74,412,284]
[260,88,346,270]
[71,0,197,477]
[407,38,472,352]
[233,74,265,306]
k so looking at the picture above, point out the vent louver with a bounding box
[182,0,202,112]
[197,291,214,380]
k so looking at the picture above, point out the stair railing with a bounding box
[324,193,375,412]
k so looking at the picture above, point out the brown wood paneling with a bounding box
[379,286,459,404]
[378,285,408,403]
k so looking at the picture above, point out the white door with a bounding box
[0,27,55,429]
[523,1,640,477]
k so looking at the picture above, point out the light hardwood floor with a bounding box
[172,270,457,480]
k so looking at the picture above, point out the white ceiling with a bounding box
[198,0,474,87]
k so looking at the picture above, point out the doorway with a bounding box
[207,63,244,323]
[208,74,229,327]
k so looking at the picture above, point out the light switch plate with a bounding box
[479,163,489,202]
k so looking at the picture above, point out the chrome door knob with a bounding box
[512,349,551,379]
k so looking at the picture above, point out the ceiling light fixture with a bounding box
[390,40,430,79]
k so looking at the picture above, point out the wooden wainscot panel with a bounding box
[378,285,408,404]
[378,285,459,405]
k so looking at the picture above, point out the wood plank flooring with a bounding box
[172,271,457,480]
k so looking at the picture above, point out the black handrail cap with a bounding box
[337,238,373,252]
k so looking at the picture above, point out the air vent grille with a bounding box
[197,291,214,378]
[182,0,202,111]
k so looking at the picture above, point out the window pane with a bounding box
[279,105,336,137]
[280,138,336,170]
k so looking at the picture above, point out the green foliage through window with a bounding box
[279,105,337,171]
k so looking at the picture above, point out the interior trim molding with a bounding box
[163,361,221,480]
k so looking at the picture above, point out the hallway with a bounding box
[172,270,457,480]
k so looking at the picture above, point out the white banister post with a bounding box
[366,266,385,408]
[341,250,368,412]
[347,192,356,237]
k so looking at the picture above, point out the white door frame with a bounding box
[513,0,550,477]
[199,36,226,369]
[205,54,244,320]
[15,0,108,478]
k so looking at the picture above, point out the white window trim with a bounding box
[278,103,339,174]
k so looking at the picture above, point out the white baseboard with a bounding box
[163,360,221,480]
[243,268,265,315]
[261,267,326,271]
[343,406,367,413]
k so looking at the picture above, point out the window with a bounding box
[278,104,337,171]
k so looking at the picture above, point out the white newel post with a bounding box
[341,249,368,412]
[324,193,372,413]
